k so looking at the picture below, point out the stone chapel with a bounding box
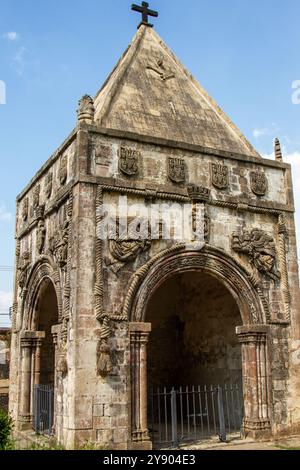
[9,7,300,450]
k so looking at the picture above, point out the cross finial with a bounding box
[131,2,158,29]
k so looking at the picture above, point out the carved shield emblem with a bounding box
[250,171,267,196]
[45,172,53,199]
[168,157,186,184]
[211,163,229,190]
[59,155,68,185]
[119,147,139,176]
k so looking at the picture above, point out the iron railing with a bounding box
[149,383,243,448]
[33,385,54,435]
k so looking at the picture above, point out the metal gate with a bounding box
[149,384,243,448]
[33,385,54,434]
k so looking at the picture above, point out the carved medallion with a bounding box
[168,157,186,184]
[59,155,68,186]
[22,198,29,222]
[119,147,139,176]
[45,172,53,199]
[250,171,268,196]
[211,163,229,190]
[232,228,280,281]
[187,185,211,202]
[33,185,40,210]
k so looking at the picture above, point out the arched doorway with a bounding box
[18,260,61,433]
[146,271,243,446]
[33,278,59,387]
[127,247,271,449]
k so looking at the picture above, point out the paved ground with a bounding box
[176,435,300,451]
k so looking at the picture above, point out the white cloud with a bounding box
[253,128,270,139]
[11,46,27,76]
[3,31,19,41]
[0,202,12,221]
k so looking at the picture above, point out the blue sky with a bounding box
[0,0,300,325]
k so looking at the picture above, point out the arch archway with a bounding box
[127,246,271,448]
[18,258,61,429]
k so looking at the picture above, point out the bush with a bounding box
[0,409,14,450]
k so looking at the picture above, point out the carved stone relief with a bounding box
[168,157,186,184]
[18,251,31,289]
[250,171,268,196]
[146,54,175,82]
[33,185,40,210]
[59,155,68,186]
[45,173,53,199]
[106,239,151,274]
[22,198,29,222]
[36,219,46,254]
[232,228,280,281]
[187,185,211,202]
[211,163,229,190]
[49,220,69,268]
[119,147,140,176]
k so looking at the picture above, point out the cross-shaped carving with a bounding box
[131,2,158,28]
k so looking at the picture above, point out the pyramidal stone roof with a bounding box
[94,25,260,158]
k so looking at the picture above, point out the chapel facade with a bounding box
[9,17,300,450]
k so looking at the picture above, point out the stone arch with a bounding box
[21,256,62,331]
[125,244,266,325]
[127,245,271,448]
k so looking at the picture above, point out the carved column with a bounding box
[19,337,34,426]
[130,322,152,450]
[19,331,45,429]
[236,325,271,438]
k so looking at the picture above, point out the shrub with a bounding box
[0,409,14,450]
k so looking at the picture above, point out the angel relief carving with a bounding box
[232,228,280,281]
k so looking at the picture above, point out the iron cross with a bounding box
[131,2,158,28]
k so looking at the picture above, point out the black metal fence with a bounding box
[149,384,243,448]
[33,385,54,434]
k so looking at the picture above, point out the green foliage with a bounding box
[26,439,65,450]
[0,409,14,450]
[78,440,107,451]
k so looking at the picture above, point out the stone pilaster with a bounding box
[18,331,45,429]
[236,325,271,438]
[129,322,152,450]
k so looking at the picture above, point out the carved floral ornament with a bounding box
[232,228,280,282]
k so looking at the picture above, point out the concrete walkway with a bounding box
[176,435,300,451]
